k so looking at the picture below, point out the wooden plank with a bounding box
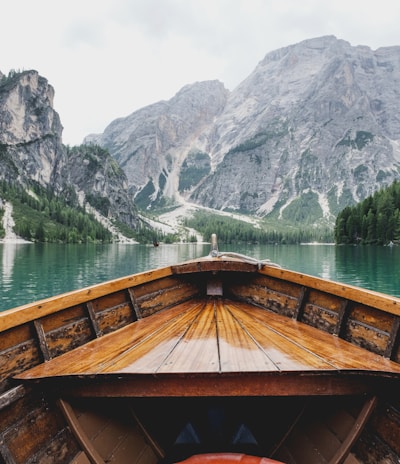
[370,402,400,456]
[218,300,285,372]
[16,298,400,386]
[0,339,41,393]
[335,300,351,336]
[58,399,105,464]
[229,282,299,317]
[386,315,400,358]
[86,302,102,337]
[260,265,400,316]
[72,451,91,464]
[156,301,219,373]
[226,302,335,371]
[137,282,198,317]
[33,320,51,361]
[302,302,338,333]
[171,259,258,274]
[4,403,67,464]
[294,286,308,320]
[128,288,142,320]
[0,385,26,411]
[46,372,377,398]
[329,396,377,464]
[130,409,164,459]
[47,319,94,359]
[230,301,400,374]
[16,301,203,379]
[106,302,206,373]
[96,302,134,335]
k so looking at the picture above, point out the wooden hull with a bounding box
[1,253,400,463]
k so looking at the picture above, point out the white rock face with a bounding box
[0,70,140,234]
[85,36,400,224]
[0,70,64,186]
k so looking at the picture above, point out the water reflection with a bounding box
[0,243,211,311]
[1,242,400,311]
[334,245,400,296]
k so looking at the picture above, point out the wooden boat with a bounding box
[2,237,400,464]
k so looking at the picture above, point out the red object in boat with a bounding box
[176,453,285,464]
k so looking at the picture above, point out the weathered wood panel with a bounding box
[1,397,79,464]
[133,276,188,298]
[90,290,131,313]
[137,281,199,317]
[30,428,81,464]
[300,289,344,333]
[302,303,339,333]
[41,305,95,358]
[259,265,400,317]
[46,318,94,359]
[368,400,400,457]
[229,281,299,317]
[343,304,393,355]
[39,305,87,332]
[0,325,41,393]
[0,266,173,333]
[97,301,135,335]
[256,274,304,298]
[352,429,400,464]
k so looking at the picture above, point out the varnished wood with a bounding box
[40,372,378,398]
[4,255,400,463]
[328,396,377,464]
[16,298,400,400]
[260,265,400,316]
[0,266,173,331]
[58,399,105,464]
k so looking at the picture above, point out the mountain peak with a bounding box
[84,37,400,226]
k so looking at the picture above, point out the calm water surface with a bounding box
[1,242,400,311]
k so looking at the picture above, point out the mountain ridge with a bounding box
[2,35,400,243]
[85,35,400,227]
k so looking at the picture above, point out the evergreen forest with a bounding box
[184,211,333,244]
[0,181,112,243]
[335,180,400,245]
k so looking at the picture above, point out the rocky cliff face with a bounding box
[0,70,139,233]
[85,80,229,209]
[0,70,65,187]
[86,36,400,225]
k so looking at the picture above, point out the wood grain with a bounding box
[16,298,400,384]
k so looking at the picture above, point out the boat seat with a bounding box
[175,453,285,464]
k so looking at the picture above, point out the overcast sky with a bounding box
[2,0,400,145]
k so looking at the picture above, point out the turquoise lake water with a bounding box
[1,242,399,311]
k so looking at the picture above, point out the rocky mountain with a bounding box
[0,70,139,236]
[85,80,229,209]
[86,36,400,226]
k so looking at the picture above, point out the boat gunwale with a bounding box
[1,255,400,333]
[259,265,400,316]
[0,266,174,332]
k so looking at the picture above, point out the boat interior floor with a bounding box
[62,394,375,464]
[16,297,400,399]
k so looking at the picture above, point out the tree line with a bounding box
[184,211,333,244]
[335,180,400,245]
[0,181,112,243]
